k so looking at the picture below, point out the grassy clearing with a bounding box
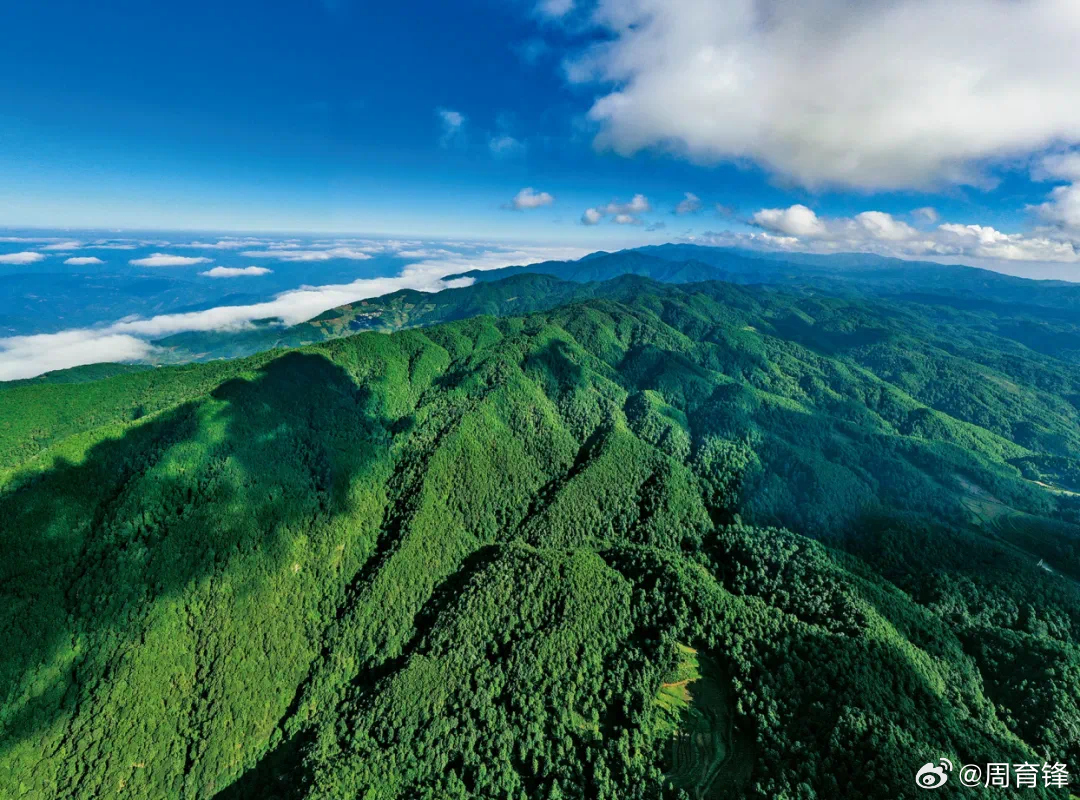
[992,513,1080,584]
[654,644,750,799]
[958,479,1080,585]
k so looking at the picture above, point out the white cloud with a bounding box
[201,266,273,277]
[510,187,555,210]
[601,194,650,215]
[0,243,590,380]
[936,224,1079,262]
[581,193,650,226]
[1031,152,1080,234]
[393,248,457,259]
[179,239,266,250]
[567,0,1080,190]
[538,0,573,18]
[130,253,213,267]
[1034,185,1080,232]
[741,203,1080,263]
[490,135,525,156]
[581,208,603,225]
[239,247,373,262]
[439,109,464,129]
[853,211,918,242]
[752,205,826,237]
[675,192,702,215]
[912,207,940,224]
[41,241,83,251]
[0,333,156,382]
[64,256,105,265]
[0,252,47,265]
[1038,152,1080,183]
[437,108,466,147]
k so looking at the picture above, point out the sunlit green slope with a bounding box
[2,281,1079,799]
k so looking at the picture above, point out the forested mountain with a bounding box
[459,244,1080,311]
[3,275,1079,798]
[147,244,1080,368]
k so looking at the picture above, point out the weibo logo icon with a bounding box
[915,758,953,789]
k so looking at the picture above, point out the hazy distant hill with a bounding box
[449,249,733,285]
[456,243,1080,311]
[148,245,1080,368]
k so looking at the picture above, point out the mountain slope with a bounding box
[149,273,629,364]
[2,283,1079,799]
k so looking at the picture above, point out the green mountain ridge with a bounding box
[142,244,1080,369]
[2,277,1079,798]
[457,244,1080,308]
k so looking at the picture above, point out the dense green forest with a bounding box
[2,273,1079,798]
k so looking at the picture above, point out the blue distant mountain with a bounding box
[146,243,1080,366]
[449,243,1080,312]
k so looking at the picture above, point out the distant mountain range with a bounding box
[454,244,1080,311]
[145,244,1080,367]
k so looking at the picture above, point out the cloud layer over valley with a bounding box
[0,238,587,380]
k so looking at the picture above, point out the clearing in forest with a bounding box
[653,644,750,799]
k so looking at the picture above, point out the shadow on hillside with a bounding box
[213,543,504,800]
[0,351,395,794]
[523,338,587,389]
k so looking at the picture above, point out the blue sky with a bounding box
[1,0,638,239]
[6,0,1078,252]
